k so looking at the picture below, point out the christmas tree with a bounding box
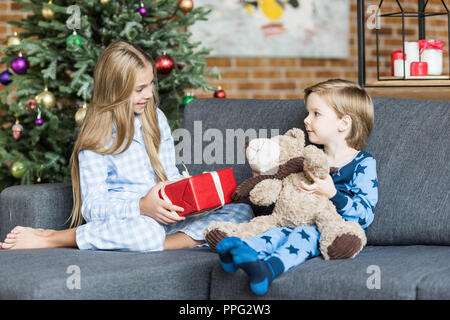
[0,0,220,190]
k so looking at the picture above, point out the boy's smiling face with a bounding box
[132,64,154,114]
[304,92,341,145]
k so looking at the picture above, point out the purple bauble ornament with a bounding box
[138,6,147,16]
[0,69,12,85]
[35,118,43,126]
[11,56,29,75]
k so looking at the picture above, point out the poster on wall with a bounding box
[190,0,350,58]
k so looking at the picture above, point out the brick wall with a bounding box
[1,0,449,99]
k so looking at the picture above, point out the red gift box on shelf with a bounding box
[158,168,237,217]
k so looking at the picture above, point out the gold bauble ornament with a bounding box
[100,0,110,4]
[42,1,55,20]
[36,87,56,109]
[178,0,194,14]
[7,32,21,47]
[75,102,88,126]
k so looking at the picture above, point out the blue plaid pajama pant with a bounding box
[76,203,253,252]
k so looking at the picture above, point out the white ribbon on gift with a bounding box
[206,171,225,207]
[159,163,225,215]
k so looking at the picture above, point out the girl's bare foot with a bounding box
[0,226,54,250]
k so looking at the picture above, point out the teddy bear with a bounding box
[204,128,367,260]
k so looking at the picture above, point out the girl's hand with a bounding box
[298,168,337,199]
[139,181,185,225]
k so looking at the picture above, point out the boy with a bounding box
[216,79,378,295]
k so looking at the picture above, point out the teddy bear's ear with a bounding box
[284,128,305,146]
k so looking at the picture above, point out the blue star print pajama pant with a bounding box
[243,225,321,273]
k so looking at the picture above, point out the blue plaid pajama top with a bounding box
[77,108,181,223]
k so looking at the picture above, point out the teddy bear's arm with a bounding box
[249,179,283,206]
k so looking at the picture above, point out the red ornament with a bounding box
[214,87,226,98]
[155,53,174,75]
[27,99,36,110]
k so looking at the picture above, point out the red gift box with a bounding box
[158,168,237,217]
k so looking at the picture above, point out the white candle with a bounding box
[405,41,420,63]
[394,59,410,77]
[421,49,443,75]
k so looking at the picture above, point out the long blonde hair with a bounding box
[69,40,167,227]
[304,79,374,150]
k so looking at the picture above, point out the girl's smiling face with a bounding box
[132,64,154,114]
[304,92,341,145]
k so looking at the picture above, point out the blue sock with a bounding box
[230,242,285,295]
[216,237,243,273]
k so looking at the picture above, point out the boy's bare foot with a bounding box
[0,226,54,250]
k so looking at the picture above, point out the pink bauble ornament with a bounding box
[12,122,23,141]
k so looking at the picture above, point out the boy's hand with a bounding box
[298,168,337,199]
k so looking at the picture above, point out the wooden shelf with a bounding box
[366,86,450,100]
[379,75,450,80]
[366,78,450,87]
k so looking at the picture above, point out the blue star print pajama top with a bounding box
[243,150,378,273]
[75,108,253,252]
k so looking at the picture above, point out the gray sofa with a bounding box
[0,97,449,300]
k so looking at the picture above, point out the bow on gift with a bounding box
[419,40,448,54]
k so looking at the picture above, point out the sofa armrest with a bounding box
[0,183,73,240]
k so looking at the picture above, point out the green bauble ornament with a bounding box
[11,161,26,179]
[182,93,196,107]
[67,31,83,48]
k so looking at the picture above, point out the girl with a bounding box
[215,79,378,295]
[0,40,253,251]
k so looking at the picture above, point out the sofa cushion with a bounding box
[209,245,450,300]
[0,247,218,299]
[365,98,450,245]
[0,183,73,240]
[416,266,450,300]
